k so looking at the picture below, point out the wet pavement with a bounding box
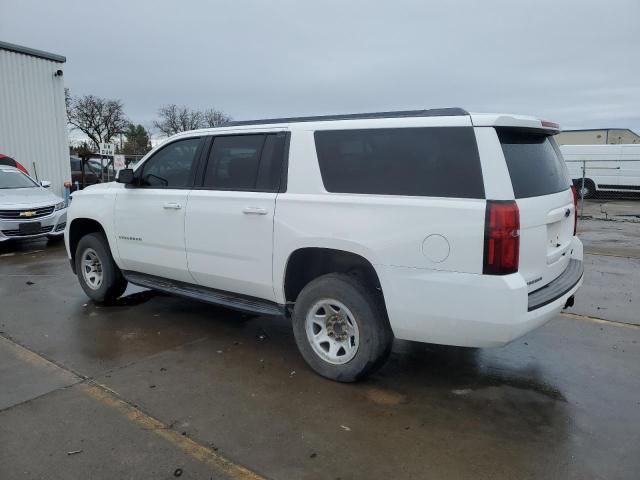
[580,197,640,223]
[1,231,639,480]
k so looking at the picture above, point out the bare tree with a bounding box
[153,104,203,136]
[153,104,232,136]
[202,108,232,128]
[66,93,129,149]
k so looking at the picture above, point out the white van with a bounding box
[561,144,640,197]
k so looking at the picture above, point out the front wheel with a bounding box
[292,273,393,382]
[75,233,127,303]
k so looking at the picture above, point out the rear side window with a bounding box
[314,127,484,198]
[497,129,570,198]
[203,133,286,192]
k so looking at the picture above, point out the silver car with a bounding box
[0,166,67,242]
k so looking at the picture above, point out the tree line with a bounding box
[65,89,232,157]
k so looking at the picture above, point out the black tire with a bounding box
[75,232,127,303]
[575,179,596,199]
[292,273,393,382]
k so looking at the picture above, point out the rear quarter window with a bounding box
[497,129,570,198]
[314,127,484,199]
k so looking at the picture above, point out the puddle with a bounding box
[364,387,407,406]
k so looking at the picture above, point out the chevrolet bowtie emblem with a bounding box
[19,211,37,217]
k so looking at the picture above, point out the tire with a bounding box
[75,232,127,303]
[292,273,393,382]
[575,179,595,199]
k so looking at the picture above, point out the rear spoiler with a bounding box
[469,113,561,134]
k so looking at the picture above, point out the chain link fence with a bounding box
[567,159,640,224]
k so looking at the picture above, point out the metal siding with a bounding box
[0,49,70,197]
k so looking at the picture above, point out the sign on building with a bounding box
[99,143,115,156]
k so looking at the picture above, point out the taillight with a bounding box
[541,119,560,130]
[570,185,578,236]
[483,200,520,275]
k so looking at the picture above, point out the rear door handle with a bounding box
[163,202,182,210]
[242,206,268,215]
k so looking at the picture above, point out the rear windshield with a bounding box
[314,127,484,198]
[497,128,570,199]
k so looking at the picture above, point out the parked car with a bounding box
[561,144,640,198]
[0,166,67,242]
[70,156,101,189]
[65,108,584,382]
[0,154,29,175]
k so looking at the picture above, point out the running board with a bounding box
[123,271,285,317]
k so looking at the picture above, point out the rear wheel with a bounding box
[292,273,393,382]
[575,179,595,199]
[75,233,127,303]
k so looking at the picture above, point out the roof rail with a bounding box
[227,108,469,126]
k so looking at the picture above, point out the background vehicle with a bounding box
[70,156,101,189]
[0,154,30,175]
[0,166,67,242]
[65,109,583,382]
[561,144,640,198]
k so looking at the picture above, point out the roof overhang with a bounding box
[0,40,66,63]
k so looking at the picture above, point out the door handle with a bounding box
[163,202,182,210]
[242,206,268,215]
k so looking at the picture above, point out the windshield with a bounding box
[0,169,39,189]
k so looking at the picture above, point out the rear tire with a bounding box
[292,273,393,382]
[75,233,127,303]
[575,179,595,199]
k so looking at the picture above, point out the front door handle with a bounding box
[242,206,268,215]
[163,202,182,210]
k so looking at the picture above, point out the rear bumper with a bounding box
[379,237,584,348]
[528,259,583,311]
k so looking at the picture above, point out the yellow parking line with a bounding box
[0,335,79,383]
[0,334,264,480]
[584,250,640,260]
[561,312,640,329]
[82,382,265,480]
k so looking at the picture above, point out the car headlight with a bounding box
[54,201,66,211]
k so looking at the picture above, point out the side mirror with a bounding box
[116,168,135,185]
[41,180,51,188]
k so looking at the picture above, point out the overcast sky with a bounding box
[2,0,639,134]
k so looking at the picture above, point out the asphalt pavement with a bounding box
[0,223,638,480]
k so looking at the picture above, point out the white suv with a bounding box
[65,108,583,382]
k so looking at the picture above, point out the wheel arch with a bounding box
[282,247,388,314]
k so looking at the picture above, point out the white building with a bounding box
[0,41,70,197]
